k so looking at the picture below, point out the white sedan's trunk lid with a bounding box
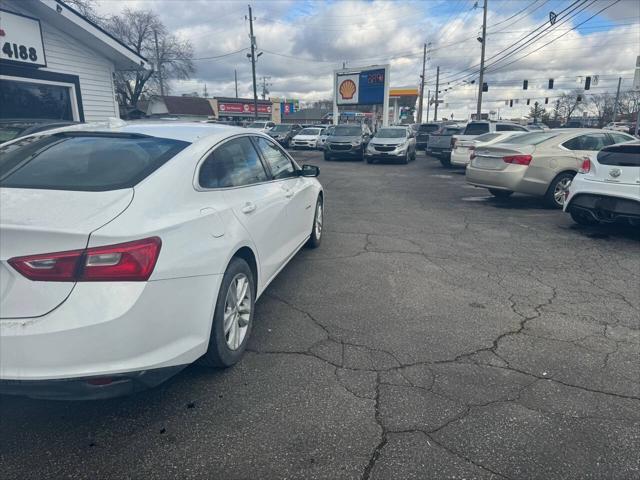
[0,188,133,319]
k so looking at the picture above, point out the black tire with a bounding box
[489,189,513,198]
[306,196,323,248]
[324,152,331,161]
[570,210,599,226]
[366,157,374,164]
[199,257,255,368]
[410,150,417,162]
[439,156,451,168]
[544,172,574,209]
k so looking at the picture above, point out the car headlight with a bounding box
[367,143,376,152]
[396,143,408,152]
[351,140,362,146]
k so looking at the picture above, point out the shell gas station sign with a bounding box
[334,64,390,126]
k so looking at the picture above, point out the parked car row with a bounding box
[423,125,638,226]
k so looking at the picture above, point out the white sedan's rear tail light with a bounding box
[9,237,161,282]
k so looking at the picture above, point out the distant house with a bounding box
[1,0,148,123]
[146,95,215,121]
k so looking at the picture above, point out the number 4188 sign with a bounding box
[0,9,47,68]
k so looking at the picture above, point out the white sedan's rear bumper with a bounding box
[0,275,221,383]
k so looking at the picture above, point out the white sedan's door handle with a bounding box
[284,189,294,199]
[241,202,257,214]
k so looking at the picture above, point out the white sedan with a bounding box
[290,127,324,149]
[450,131,526,167]
[0,122,324,399]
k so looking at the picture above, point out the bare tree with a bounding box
[589,93,615,127]
[104,9,194,108]
[63,0,101,21]
[526,102,547,124]
[557,90,585,123]
[617,90,640,118]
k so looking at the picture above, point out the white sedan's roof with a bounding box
[49,120,248,143]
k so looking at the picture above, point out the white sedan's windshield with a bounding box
[299,128,321,135]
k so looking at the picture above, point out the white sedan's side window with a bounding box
[254,137,296,180]
[199,137,268,188]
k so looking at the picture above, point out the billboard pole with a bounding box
[382,64,390,127]
[333,69,339,125]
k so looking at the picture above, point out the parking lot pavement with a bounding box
[1,150,639,480]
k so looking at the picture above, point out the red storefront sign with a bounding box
[218,102,272,114]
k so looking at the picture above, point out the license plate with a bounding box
[595,197,617,211]
[472,156,503,170]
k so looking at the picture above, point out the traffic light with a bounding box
[577,94,583,102]
[523,80,528,90]
[545,97,549,104]
[526,99,530,105]
[584,76,591,90]
[548,78,554,89]
[482,82,488,92]
[509,99,513,107]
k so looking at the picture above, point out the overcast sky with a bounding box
[95,0,640,119]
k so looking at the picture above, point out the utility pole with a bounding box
[476,0,488,118]
[234,70,238,98]
[426,89,431,122]
[260,76,271,100]
[153,29,164,97]
[434,66,440,121]
[203,84,208,98]
[417,43,427,123]
[247,5,258,119]
[612,76,622,122]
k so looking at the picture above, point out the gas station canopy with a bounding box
[389,88,418,124]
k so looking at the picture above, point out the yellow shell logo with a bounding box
[339,79,356,100]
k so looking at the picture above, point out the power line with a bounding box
[192,48,248,61]
[487,0,624,73]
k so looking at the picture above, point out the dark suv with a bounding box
[416,123,441,151]
[268,124,302,148]
[324,124,372,161]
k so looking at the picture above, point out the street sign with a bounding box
[429,98,443,105]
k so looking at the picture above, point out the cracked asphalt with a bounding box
[1,150,639,480]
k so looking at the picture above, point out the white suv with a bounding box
[564,141,640,226]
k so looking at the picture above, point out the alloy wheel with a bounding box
[223,273,251,350]
[315,202,323,240]
[554,177,572,206]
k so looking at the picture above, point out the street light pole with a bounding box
[248,4,258,120]
[476,0,488,118]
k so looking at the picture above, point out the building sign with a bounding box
[218,102,272,114]
[280,102,296,115]
[0,9,47,68]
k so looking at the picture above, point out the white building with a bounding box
[0,0,148,123]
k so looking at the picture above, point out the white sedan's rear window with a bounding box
[0,132,189,191]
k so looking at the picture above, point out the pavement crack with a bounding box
[361,372,387,480]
